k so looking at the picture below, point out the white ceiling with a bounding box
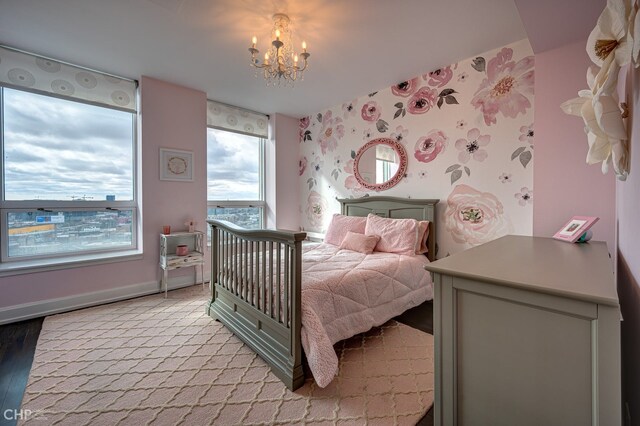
[0,0,527,118]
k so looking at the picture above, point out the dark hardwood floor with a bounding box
[0,318,43,426]
[0,300,434,426]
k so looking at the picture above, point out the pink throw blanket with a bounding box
[300,242,433,387]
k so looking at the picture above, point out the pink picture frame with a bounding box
[552,216,599,243]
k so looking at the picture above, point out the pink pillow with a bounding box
[365,214,419,255]
[415,221,430,254]
[339,231,380,254]
[324,214,367,246]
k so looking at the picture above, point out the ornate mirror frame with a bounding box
[353,137,408,192]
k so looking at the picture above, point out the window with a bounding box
[206,128,264,229]
[0,88,138,264]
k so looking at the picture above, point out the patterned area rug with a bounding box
[20,286,434,425]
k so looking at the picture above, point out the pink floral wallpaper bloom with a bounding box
[298,39,534,256]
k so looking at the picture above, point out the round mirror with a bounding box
[354,138,408,191]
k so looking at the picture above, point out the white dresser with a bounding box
[425,235,620,426]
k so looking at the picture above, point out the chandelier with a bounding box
[249,14,310,86]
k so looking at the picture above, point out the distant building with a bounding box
[106,195,116,201]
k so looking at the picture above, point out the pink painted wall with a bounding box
[265,113,301,231]
[617,64,640,424]
[139,76,209,277]
[273,113,301,231]
[532,40,616,251]
[0,76,207,308]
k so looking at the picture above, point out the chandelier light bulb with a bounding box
[252,36,257,46]
[302,41,307,51]
[275,29,281,40]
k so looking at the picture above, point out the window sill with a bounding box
[0,249,144,278]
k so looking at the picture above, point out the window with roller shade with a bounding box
[206,100,267,232]
[0,46,139,266]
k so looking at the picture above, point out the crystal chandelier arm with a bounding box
[295,52,310,72]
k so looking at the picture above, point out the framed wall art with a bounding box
[160,148,193,182]
[552,216,599,243]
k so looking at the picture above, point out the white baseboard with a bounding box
[0,272,212,325]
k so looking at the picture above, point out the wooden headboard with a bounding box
[337,196,439,261]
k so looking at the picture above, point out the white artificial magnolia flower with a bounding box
[561,66,629,180]
[587,0,634,95]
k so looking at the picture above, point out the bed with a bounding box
[206,196,438,390]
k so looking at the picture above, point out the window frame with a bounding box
[206,128,266,230]
[0,86,141,267]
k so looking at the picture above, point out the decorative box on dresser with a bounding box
[424,235,620,426]
[159,231,205,298]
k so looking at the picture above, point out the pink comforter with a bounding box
[300,242,433,387]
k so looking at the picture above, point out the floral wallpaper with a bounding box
[298,39,535,257]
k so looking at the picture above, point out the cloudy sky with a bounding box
[207,128,260,201]
[3,88,260,203]
[3,88,134,201]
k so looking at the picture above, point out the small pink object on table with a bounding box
[162,225,171,235]
[552,216,599,243]
[176,244,189,256]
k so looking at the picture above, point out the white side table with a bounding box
[159,231,205,298]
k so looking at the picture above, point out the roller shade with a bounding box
[0,45,137,113]
[207,100,268,138]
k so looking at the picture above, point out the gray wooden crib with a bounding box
[206,196,438,390]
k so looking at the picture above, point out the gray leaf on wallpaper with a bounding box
[307,177,316,190]
[394,102,403,108]
[511,147,526,160]
[439,89,456,97]
[472,57,486,72]
[376,119,389,132]
[451,169,463,185]
[317,113,322,123]
[445,164,461,173]
[519,151,532,168]
[394,109,403,119]
[445,96,459,105]
[464,166,471,176]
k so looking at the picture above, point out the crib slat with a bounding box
[237,238,242,300]
[261,241,267,314]
[235,237,239,297]
[248,241,253,306]
[240,239,244,301]
[253,241,260,309]
[221,231,226,290]
[225,232,230,291]
[268,241,273,318]
[243,239,248,302]
[284,245,289,325]
[276,243,281,323]
[218,230,222,288]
